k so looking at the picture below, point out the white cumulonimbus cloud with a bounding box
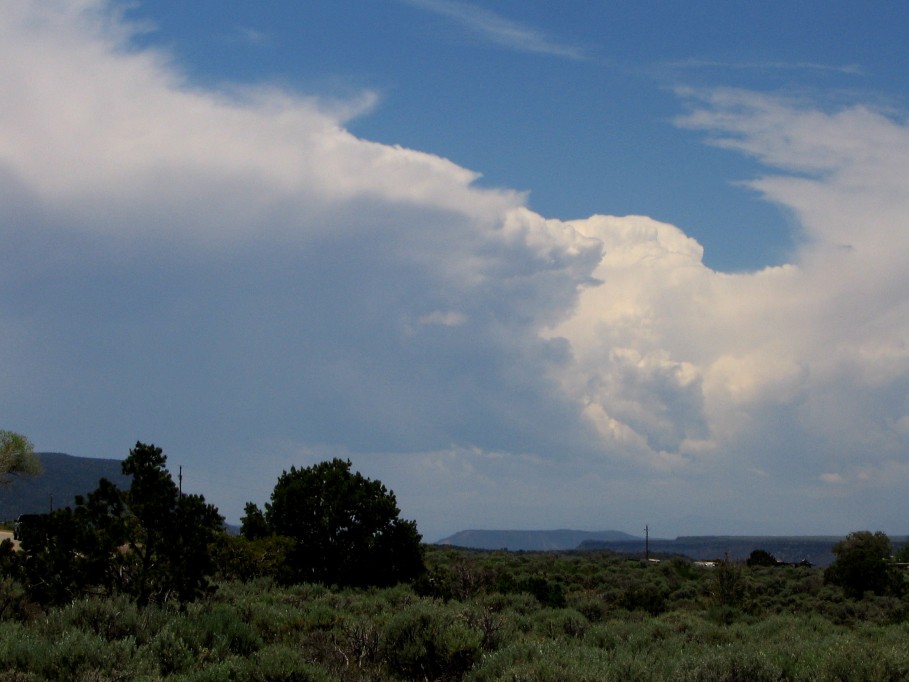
[549,89,909,498]
[2,2,909,537]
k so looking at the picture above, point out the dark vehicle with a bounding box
[13,514,40,541]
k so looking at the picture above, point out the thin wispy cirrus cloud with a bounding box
[229,27,272,48]
[666,59,864,77]
[2,0,909,540]
[402,0,586,60]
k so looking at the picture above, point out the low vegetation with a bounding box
[2,438,909,679]
[1,544,909,679]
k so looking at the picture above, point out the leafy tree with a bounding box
[251,458,425,587]
[0,430,42,485]
[824,530,902,598]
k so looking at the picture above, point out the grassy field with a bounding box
[1,545,908,680]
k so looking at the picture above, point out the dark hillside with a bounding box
[0,452,129,521]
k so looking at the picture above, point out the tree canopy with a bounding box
[245,458,425,587]
[824,530,902,598]
[0,430,42,485]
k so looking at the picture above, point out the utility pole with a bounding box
[645,524,650,561]
[178,465,183,497]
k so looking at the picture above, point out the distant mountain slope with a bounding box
[436,529,641,551]
[0,452,129,521]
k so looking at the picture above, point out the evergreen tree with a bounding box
[16,442,223,606]
[120,442,224,605]
[250,458,424,587]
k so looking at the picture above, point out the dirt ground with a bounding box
[0,530,19,549]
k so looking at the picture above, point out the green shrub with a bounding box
[150,622,199,676]
[210,580,310,645]
[55,595,144,641]
[195,604,264,658]
[619,580,669,615]
[817,631,909,681]
[38,629,142,681]
[477,590,539,616]
[417,557,494,601]
[171,659,245,682]
[468,639,627,681]
[0,578,35,624]
[300,600,341,632]
[381,602,484,679]
[710,557,745,608]
[672,645,785,681]
[567,588,608,622]
[250,644,335,681]
[533,608,588,639]
[0,623,49,674]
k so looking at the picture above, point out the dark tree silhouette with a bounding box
[824,530,902,598]
[746,549,778,567]
[240,501,269,540]
[16,442,223,606]
[249,458,424,587]
[119,442,224,605]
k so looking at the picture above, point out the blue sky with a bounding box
[129,0,908,272]
[3,1,909,541]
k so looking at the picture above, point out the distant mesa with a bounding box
[436,529,642,551]
[436,529,909,568]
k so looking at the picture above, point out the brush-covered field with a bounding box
[2,545,909,681]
